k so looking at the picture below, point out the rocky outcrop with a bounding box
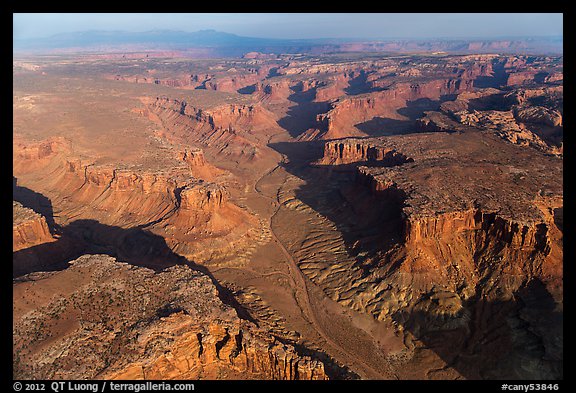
[13,136,72,171]
[179,182,225,210]
[314,74,351,102]
[108,72,215,89]
[109,65,275,93]
[178,147,206,167]
[415,111,469,133]
[303,78,474,140]
[203,71,266,93]
[429,85,563,155]
[400,208,560,282]
[254,79,293,102]
[13,201,54,252]
[343,131,563,307]
[108,317,327,380]
[34,158,188,227]
[13,255,328,380]
[503,86,563,108]
[506,71,538,86]
[281,131,562,378]
[500,56,563,87]
[544,72,563,84]
[177,147,223,180]
[209,103,278,130]
[464,110,559,154]
[317,139,413,167]
[13,138,258,263]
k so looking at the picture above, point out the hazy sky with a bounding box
[13,13,563,40]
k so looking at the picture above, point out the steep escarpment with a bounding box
[428,86,563,155]
[13,173,85,278]
[13,201,54,252]
[281,131,562,378]
[356,166,562,291]
[142,96,279,160]
[254,79,293,102]
[13,255,328,380]
[177,147,224,181]
[316,139,413,167]
[202,66,273,93]
[345,132,562,287]
[13,138,258,263]
[108,65,273,93]
[15,145,188,228]
[366,133,561,377]
[314,74,352,102]
[300,78,473,140]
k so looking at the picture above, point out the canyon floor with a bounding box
[13,51,563,380]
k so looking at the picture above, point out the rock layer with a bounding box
[301,78,473,140]
[282,131,562,378]
[143,96,279,160]
[13,255,328,380]
[13,201,54,252]
[317,139,413,167]
[13,138,257,263]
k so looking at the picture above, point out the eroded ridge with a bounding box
[13,137,258,265]
[13,201,55,252]
[13,255,328,380]
[281,132,562,379]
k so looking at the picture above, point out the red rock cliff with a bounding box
[13,201,55,252]
[318,140,413,167]
[306,78,474,140]
[144,97,278,160]
[13,255,329,380]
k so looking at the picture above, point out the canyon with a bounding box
[13,50,563,380]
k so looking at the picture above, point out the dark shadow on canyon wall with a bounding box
[534,72,549,84]
[13,183,256,324]
[473,60,509,89]
[355,95,458,137]
[13,187,355,380]
[343,70,373,95]
[14,177,58,233]
[467,93,512,112]
[289,81,318,103]
[13,217,255,324]
[268,140,562,380]
[276,84,332,138]
[237,84,256,95]
[553,207,563,232]
[355,117,414,136]
[392,278,562,380]
[396,97,448,120]
[269,139,409,263]
[276,101,332,139]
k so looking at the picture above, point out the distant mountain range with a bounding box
[13,29,563,56]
